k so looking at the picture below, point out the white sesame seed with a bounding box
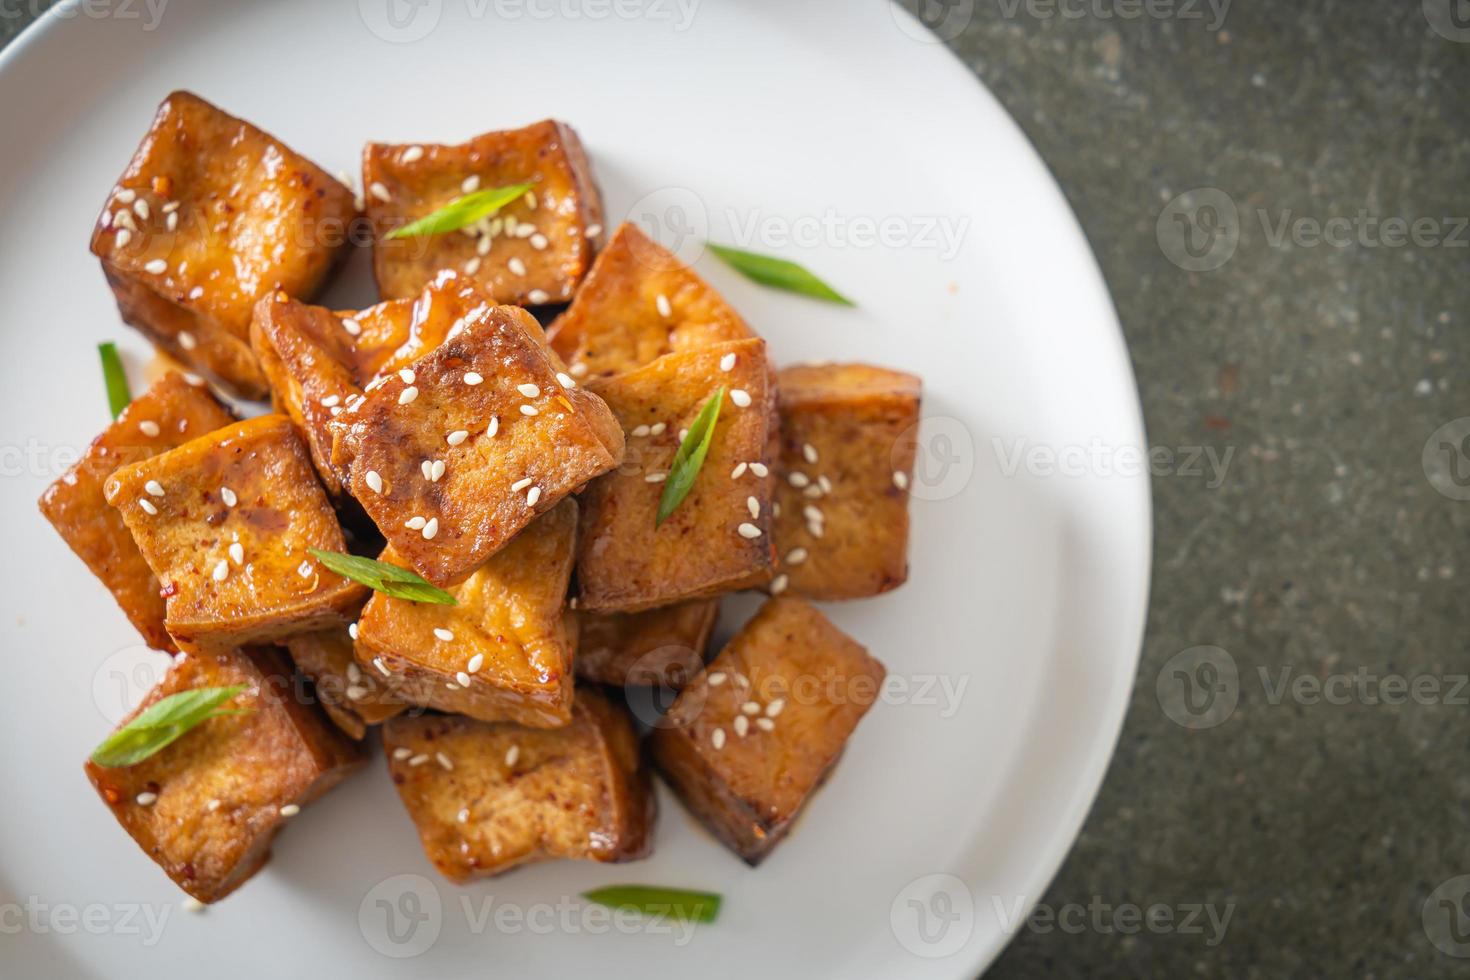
[374,658,390,676]
[182,897,205,913]
[656,294,672,318]
[399,368,416,384]
[398,386,420,406]
[463,257,482,275]
[145,480,165,497]
[785,547,809,565]
[185,287,204,304]
[137,420,160,438]
[409,754,429,767]
[742,701,761,715]
[505,745,520,767]
[461,175,480,193]
[807,521,825,539]
[405,516,427,530]
[341,317,362,336]
[586,223,603,238]
[456,671,471,687]
[101,210,112,228]
[228,542,244,565]
[299,560,314,579]
[162,200,180,214]
[486,416,499,437]
[650,422,667,436]
[773,502,782,517]
[144,258,167,275]
[711,728,726,750]
[747,496,760,519]
[804,505,825,524]
[177,331,197,351]
[720,352,737,372]
[556,372,575,389]
[401,145,424,163]
[520,404,539,416]
[708,672,727,686]
[804,485,824,499]
[467,653,484,673]
[114,209,137,231]
[803,443,819,464]
[734,673,750,688]
[422,518,439,539]
[464,372,483,386]
[524,190,538,209]
[138,498,158,515]
[393,747,412,761]
[434,628,454,642]
[349,665,364,688]
[369,181,391,202]
[443,430,469,448]
[431,459,446,482]
[645,472,667,483]
[731,462,748,479]
[365,470,384,493]
[116,189,137,204]
[114,228,132,248]
[349,622,359,639]
[508,257,527,276]
[135,792,157,806]
[570,362,589,377]
[788,472,810,488]
[632,424,651,438]
[756,717,776,732]
[166,212,178,232]
[530,233,548,250]
[894,470,909,490]
[679,428,689,442]
[526,486,542,506]
[737,522,762,540]
[528,289,551,304]
[730,389,752,408]
[517,383,541,398]
[502,216,518,236]
[436,752,453,771]
[212,559,229,582]
[133,199,150,220]
[733,715,750,737]
[321,394,341,408]
[346,685,368,701]
[476,234,492,256]
[512,477,533,492]
[457,808,470,823]
[771,574,789,594]
[750,462,769,478]
[421,460,433,480]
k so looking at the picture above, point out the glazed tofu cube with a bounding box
[546,223,755,380]
[354,500,578,728]
[89,92,357,398]
[338,276,622,586]
[38,373,234,652]
[649,597,886,864]
[285,621,405,740]
[576,339,776,613]
[102,415,367,652]
[84,646,364,902]
[364,120,603,307]
[576,600,719,689]
[771,365,921,599]
[382,688,652,883]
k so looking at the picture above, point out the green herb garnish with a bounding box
[581,886,722,924]
[91,685,249,768]
[99,342,131,419]
[656,387,724,527]
[308,549,458,605]
[386,183,535,239]
[706,243,854,306]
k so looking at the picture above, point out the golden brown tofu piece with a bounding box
[546,223,755,380]
[576,600,718,689]
[354,501,578,728]
[38,373,235,652]
[84,646,364,902]
[382,689,652,883]
[89,92,357,398]
[337,275,623,586]
[650,597,885,864]
[577,339,776,613]
[103,415,367,652]
[771,364,921,599]
[364,120,604,307]
[285,621,405,740]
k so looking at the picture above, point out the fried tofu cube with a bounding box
[84,646,364,902]
[771,364,921,599]
[576,339,776,613]
[546,223,756,380]
[364,120,603,307]
[382,688,652,883]
[102,415,367,652]
[649,597,886,864]
[38,373,235,652]
[89,92,357,398]
[337,276,622,586]
[354,500,578,728]
[576,600,718,689]
[285,621,405,740]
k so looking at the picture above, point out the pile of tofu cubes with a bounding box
[40,92,923,903]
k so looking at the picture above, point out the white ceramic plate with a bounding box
[0,2,1149,976]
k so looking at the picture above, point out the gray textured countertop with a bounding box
[6,2,1468,976]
